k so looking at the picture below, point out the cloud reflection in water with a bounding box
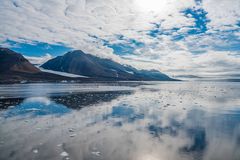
[0,82,240,160]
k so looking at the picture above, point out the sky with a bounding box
[0,0,240,79]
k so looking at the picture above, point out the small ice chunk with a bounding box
[91,151,101,156]
[69,134,76,137]
[8,106,15,109]
[33,149,38,154]
[57,143,63,147]
[68,128,74,132]
[60,151,69,157]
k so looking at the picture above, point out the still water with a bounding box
[0,82,240,160]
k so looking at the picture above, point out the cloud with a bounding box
[0,0,239,78]
[202,0,240,31]
[24,54,53,65]
[123,49,240,79]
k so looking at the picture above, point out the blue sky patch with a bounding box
[183,8,210,34]
[103,35,145,55]
[194,0,202,5]
[5,40,71,56]
[147,23,182,38]
[107,43,135,55]
[148,23,162,37]
[2,99,71,118]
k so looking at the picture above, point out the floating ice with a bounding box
[91,151,101,156]
[60,151,69,157]
[68,128,74,132]
[69,134,77,137]
[8,106,15,109]
[33,149,38,154]
[57,143,63,147]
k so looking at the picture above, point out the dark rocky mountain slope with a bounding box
[0,48,40,74]
[41,50,175,81]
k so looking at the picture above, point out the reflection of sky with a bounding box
[102,104,145,125]
[2,97,70,118]
[0,82,240,160]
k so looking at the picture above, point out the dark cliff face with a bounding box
[0,48,40,73]
[41,50,174,81]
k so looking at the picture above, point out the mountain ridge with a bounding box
[0,48,177,83]
[41,50,175,81]
[0,48,91,83]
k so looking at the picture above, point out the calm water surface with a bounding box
[0,82,240,160]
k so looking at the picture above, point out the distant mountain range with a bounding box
[41,50,174,81]
[0,48,176,83]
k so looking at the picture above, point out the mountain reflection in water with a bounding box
[0,82,240,160]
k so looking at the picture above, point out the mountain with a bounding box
[0,48,89,83]
[0,48,40,74]
[0,48,175,83]
[41,50,175,81]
